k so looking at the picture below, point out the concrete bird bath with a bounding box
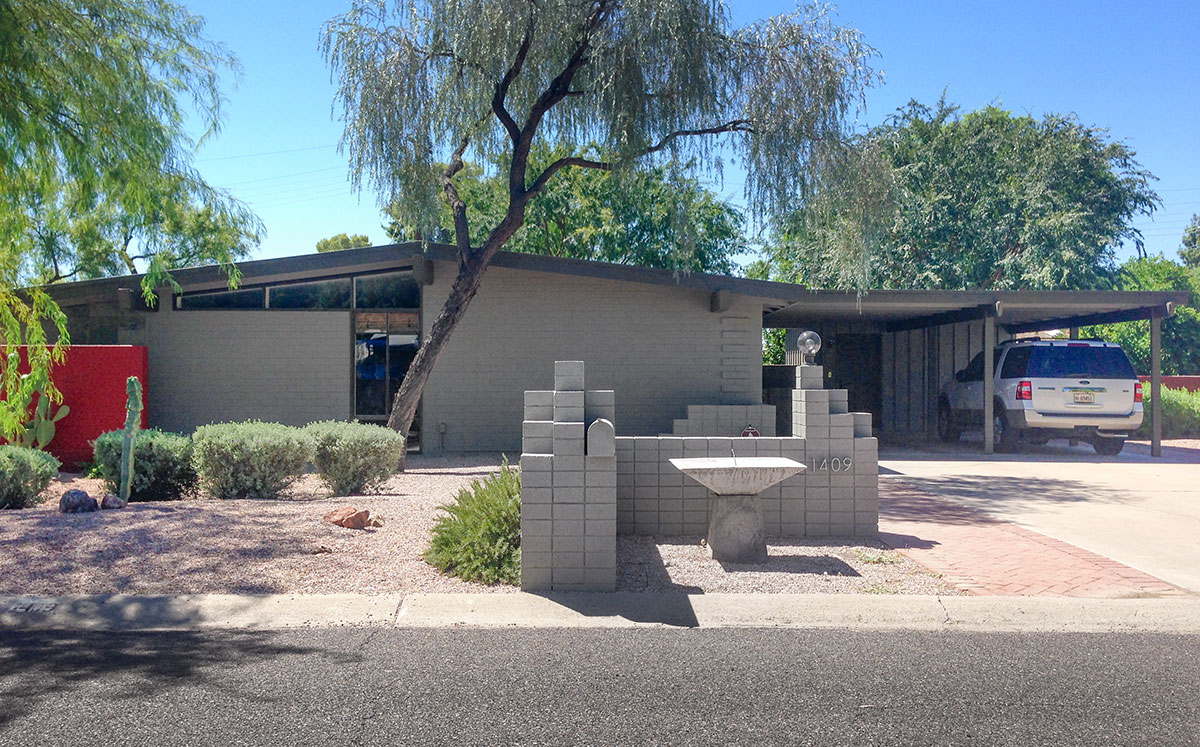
[669,457,806,563]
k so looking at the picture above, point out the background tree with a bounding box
[760,98,1160,290]
[324,0,877,455]
[1083,255,1200,374]
[385,145,745,274]
[0,0,253,440]
[1180,214,1200,268]
[316,233,372,252]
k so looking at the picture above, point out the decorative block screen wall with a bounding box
[520,361,879,592]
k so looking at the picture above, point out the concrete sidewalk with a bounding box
[3,592,1199,633]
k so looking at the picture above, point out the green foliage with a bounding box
[762,328,787,365]
[765,97,1160,290]
[1135,387,1200,439]
[424,459,521,585]
[1180,215,1200,268]
[304,420,406,496]
[1082,256,1200,374]
[316,233,372,253]
[17,395,69,450]
[385,146,744,274]
[192,422,315,500]
[93,429,196,502]
[1,0,257,442]
[0,445,60,509]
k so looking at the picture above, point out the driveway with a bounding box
[880,439,1200,594]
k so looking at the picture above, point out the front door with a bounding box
[828,333,883,426]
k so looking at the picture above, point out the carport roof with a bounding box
[761,288,1190,334]
[43,241,1188,333]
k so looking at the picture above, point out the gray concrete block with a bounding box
[553,486,585,503]
[522,436,552,454]
[522,520,552,537]
[552,566,585,584]
[553,534,585,553]
[525,404,554,421]
[521,454,553,472]
[554,360,585,391]
[584,569,616,588]
[521,502,552,521]
[585,487,617,505]
[524,390,553,407]
[585,468,617,487]
[553,503,585,521]
[522,470,551,488]
[552,455,585,472]
[520,565,551,590]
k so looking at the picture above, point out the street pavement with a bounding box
[2,627,1197,746]
[880,441,1200,593]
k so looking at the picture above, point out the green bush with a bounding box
[304,420,406,496]
[425,459,521,585]
[1136,387,1200,439]
[192,421,314,500]
[92,429,197,502]
[0,446,60,509]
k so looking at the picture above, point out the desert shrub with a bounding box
[304,420,405,496]
[192,421,314,500]
[92,429,197,502]
[425,459,521,585]
[0,446,60,509]
[1136,387,1200,439]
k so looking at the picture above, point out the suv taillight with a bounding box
[1016,380,1032,400]
[1134,382,1143,403]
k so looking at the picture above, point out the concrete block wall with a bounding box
[670,404,776,437]
[616,363,879,538]
[520,361,617,592]
[143,310,352,432]
[420,263,765,454]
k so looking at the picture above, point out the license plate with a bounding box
[1073,391,1095,404]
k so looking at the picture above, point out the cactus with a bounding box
[118,377,143,504]
[19,395,70,450]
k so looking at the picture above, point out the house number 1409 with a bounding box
[810,457,853,472]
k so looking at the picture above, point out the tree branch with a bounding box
[492,15,533,146]
[439,138,473,262]
[524,120,755,200]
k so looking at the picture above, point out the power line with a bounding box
[198,144,337,162]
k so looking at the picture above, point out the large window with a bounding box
[268,278,352,309]
[355,312,420,418]
[355,272,420,309]
[178,287,265,309]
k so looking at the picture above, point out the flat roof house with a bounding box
[44,242,1186,455]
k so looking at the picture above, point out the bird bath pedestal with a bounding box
[669,457,806,564]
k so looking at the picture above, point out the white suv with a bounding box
[937,339,1143,455]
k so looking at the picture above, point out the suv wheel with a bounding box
[937,404,960,442]
[992,407,1017,453]
[1093,437,1125,456]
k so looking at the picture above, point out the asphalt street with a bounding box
[2,628,1197,746]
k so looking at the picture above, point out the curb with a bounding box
[4,593,1199,633]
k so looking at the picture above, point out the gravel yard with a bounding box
[1,454,956,596]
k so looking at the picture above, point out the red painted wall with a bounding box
[1138,375,1200,393]
[7,346,149,470]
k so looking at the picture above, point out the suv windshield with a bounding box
[1026,346,1136,379]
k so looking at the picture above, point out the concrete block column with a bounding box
[520,361,617,592]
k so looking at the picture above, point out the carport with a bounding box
[763,289,1189,457]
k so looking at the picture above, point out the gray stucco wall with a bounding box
[421,263,764,454]
[144,310,352,432]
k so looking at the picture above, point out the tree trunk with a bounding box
[385,220,522,469]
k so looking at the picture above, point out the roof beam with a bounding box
[1001,304,1175,335]
[884,302,1001,333]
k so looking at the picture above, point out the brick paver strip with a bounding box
[878,478,1187,598]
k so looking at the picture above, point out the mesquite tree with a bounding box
[323,0,877,456]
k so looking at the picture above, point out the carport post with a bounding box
[1151,312,1162,458]
[984,312,996,454]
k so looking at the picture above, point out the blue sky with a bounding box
[187,0,1200,268]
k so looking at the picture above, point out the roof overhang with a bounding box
[763,289,1189,334]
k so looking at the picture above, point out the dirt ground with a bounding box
[1,455,955,596]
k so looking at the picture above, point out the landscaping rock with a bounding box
[59,489,98,514]
[323,506,358,526]
[342,509,385,530]
[323,505,384,530]
[100,493,127,510]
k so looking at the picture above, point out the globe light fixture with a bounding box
[796,330,822,364]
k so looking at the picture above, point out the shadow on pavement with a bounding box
[532,592,702,627]
[891,473,1133,510]
[882,437,1199,465]
[0,629,329,729]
